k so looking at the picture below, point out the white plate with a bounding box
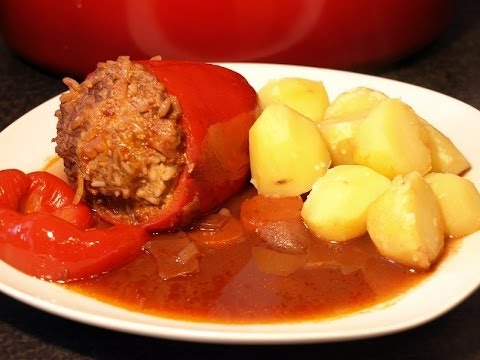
[1,63,479,344]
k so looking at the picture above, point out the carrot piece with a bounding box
[188,213,245,249]
[239,195,304,233]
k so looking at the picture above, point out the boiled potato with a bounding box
[323,87,389,121]
[258,77,329,123]
[249,104,331,197]
[367,171,444,270]
[353,99,431,179]
[417,117,470,174]
[318,118,362,166]
[425,173,480,238]
[302,165,391,242]
[318,87,389,166]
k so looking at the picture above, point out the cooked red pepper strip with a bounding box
[0,169,31,210]
[50,203,95,230]
[20,171,79,212]
[0,169,149,281]
[18,171,94,229]
[0,209,148,281]
[94,60,259,231]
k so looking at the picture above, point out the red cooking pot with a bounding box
[0,0,454,77]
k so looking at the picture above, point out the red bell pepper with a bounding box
[93,60,259,231]
[19,171,94,229]
[0,169,30,210]
[0,169,149,281]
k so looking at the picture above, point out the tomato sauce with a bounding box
[64,185,437,324]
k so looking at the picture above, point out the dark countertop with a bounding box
[0,1,479,359]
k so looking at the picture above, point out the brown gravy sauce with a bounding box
[61,182,459,325]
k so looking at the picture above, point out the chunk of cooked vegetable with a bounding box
[424,173,480,238]
[56,57,259,231]
[317,118,362,166]
[257,77,329,123]
[417,117,470,174]
[249,104,331,197]
[323,86,389,121]
[251,246,308,276]
[353,99,431,179]
[188,212,246,249]
[301,165,391,242]
[367,171,444,270]
[239,194,304,233]
[256,220,311,255]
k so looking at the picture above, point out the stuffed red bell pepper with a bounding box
[54,56,259,231]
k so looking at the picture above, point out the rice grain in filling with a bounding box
[54,56,185,224]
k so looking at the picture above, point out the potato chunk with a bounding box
[302,165,391,242]
[249,104,331,197]
[417,117,470,174]
[323,87,389,121]
[367,172,444,270]
[318,118,362,166]
[425,173,480,238]
[258,78,329,123]
[353,99,431,179]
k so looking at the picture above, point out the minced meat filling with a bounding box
[54,56,184,220]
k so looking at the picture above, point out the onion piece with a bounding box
[144,232,200,280]
[177,241,200,265]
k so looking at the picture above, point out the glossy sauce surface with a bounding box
[65,185,437,324]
